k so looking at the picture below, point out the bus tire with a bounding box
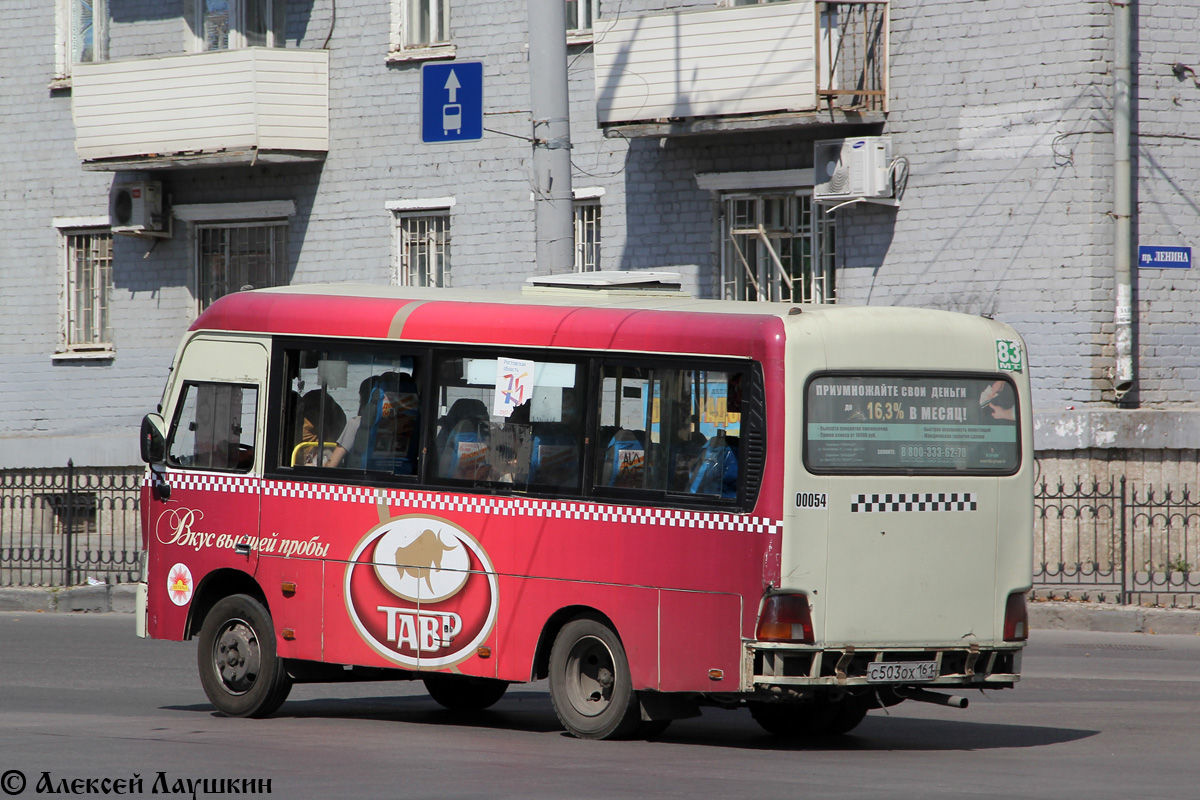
[749,696,865,737]
[423,673,508,711]
[548,616,641,740]
[197,593,293,718]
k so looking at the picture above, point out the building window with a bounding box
[196,221,287,310]
[396,212,450,287]
[720,192,835,303]
[395,0,451,49]
[574,200,601,272]
[565,0,599,35]
[197,0,277,51]
[62,229,114,352]
[56,0,108,79]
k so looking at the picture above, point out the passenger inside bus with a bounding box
[436,398,491,479]
[329,372,420,473]
[667,404,707,492]
[687,432,739,499]
[291,389,347,467]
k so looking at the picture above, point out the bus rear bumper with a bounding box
[748,642,1022,690]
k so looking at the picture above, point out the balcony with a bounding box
[72,48,329,171]
[594,0,887,138]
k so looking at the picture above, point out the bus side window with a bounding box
[168,383,258,472]
[593,363,743,500]
[281,348,422,475]
[432,355,583,490]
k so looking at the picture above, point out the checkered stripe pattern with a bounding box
[166,476,787,535]
[150,472,261,495]
[850,493,977,513]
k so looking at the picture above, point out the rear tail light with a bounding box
[756,593,814,644]
[1003,592,1028,641]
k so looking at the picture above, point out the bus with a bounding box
[137,276,1033,740]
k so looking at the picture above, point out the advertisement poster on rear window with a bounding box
[805,374,1019,473]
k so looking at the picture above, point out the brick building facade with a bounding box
[0,0,1196,483]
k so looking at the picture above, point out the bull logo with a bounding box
[346,514,499,670]
[372,518,472,603]
[394,529,457,595]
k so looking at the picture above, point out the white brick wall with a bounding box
[1,0,1197,467]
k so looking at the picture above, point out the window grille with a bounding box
[397,213,451,287]
[64,230,113,348]
[196,221,287,309]
[721,192,835,304]
[574,201,602,272]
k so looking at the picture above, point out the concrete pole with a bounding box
[528,0,575,275]
[1112,0,1135,400]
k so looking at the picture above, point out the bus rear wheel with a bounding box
[749,697,867,737]
[548,616,641,740]
[197,594,293,718]
[423,673,509,711]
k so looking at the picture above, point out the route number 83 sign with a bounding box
[996,339,1023,373]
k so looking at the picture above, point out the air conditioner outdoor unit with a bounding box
[813,137,894,202]
[110,181,168,235]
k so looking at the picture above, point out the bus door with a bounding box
[147,338,268,639]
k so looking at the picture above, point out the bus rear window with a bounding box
[804,374,1020,474]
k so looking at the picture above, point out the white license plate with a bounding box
[867,660,939,683]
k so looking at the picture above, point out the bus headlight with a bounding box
[756,593,814,644]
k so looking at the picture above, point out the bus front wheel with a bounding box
[548,616,641,740]
[197,594,293,718]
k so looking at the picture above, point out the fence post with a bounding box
[1119,475,1128,605]
[64,459,75,587]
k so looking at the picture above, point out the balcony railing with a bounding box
[594,1,887,136]
[72,48,329,170]
[817,1,888,114]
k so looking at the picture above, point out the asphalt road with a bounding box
[1,613,1198,799]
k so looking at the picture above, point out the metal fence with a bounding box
[0,462,143,588]
[1035,476,1200,607]
[4,461,1199,606]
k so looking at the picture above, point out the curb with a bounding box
[0,585,137,614]
[1028,601,1200,635]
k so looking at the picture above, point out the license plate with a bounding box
[867,660,939,683]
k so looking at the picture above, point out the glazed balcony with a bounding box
[594,0,888,138]
[72,48,329,171]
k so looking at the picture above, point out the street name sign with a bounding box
[1138,245,1192,269]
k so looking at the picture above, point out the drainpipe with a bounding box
[528,0,575,275]
[1112,0,1135,400]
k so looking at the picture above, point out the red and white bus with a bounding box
[137,276,1033,739]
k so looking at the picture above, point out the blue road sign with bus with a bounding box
[1138,245,1192,269]
[421,62,483,143]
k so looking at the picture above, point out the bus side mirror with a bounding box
[141,414,167,464]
